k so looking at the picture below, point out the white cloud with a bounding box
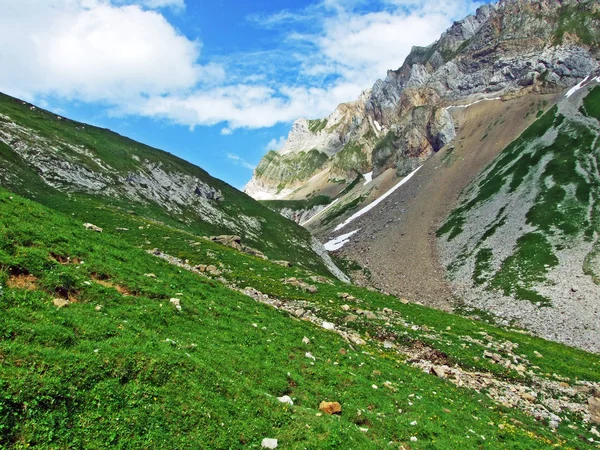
[113,0,185,10]
[266,136,286,151]
[227,153,255,170]
[0,0,210,102]
[220,127,233,135]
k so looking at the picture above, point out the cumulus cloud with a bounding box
[227,153,255,170]
[0,0,209,102]
[266,136,287,151]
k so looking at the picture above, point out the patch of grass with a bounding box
[473,247,494,286]
[260,195,332,212]
[331,141,369,175]
[553,1,600,46]
[321,195,367,226]
[307,118,328,134]
[581,86,600,121]
[490,232,557,306]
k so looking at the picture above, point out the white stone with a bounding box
[261,438,278,449]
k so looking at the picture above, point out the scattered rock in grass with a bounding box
[53,298,69,308]
[521,393,536,402]
[344,315,358,323]
[483,350,502,362]
[170,298,182,311]
[322,321,335,330]
[302,336,310,345]
[431,366,447,379]
[305,352,316,361]
[589,397,600,424]
[534,351,543,358]
[359,427,368,432]
[83,223,103,232]
[115,227,129,231]
[339,348,347,355]
[95,305,103,311]
[261,438,278,449]
[277,395,293,406]
[341,304,350,311]
[410,436,418,442]
[310,275,333,285]
[282,277,318,293]
[356,309,377,319]
[144,273,157,278]
[319,401,342,415]
[273,260,292,267]
[206,265,221,276]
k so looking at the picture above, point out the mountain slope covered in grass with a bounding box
[438,78,600,352]
[0,92,339,278]
[1,187,600,448]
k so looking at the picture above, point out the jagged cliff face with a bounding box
[245,0,600,201]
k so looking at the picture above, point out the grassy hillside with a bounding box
[0,93,332,276]
[1,188,600,448]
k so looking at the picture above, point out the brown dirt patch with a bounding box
[91,274,133,296]
[6,274,38,291]
[50,253,82,265]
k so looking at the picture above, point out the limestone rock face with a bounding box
[245,0,600,200]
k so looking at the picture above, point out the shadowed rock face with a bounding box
[246,0,600,200]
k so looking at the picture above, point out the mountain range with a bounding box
[1,0,600,447]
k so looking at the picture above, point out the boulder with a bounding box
[83,223,103,233]
[589,397,600,424]
[319,401,342,415]
[53,298,69,308]
[261,438,278,449]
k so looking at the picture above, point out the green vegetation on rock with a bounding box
[307,119,328,134]
[331,141,369,175]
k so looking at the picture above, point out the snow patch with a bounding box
[565,75,590,98]
[324,229,360,251]
[373,120,382,132]
[363,171,373,185]
[334,166,422,232]
[445,97,501,110]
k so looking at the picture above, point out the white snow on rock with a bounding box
[445,96,501,110]
[324,229,361,251]
[334,165,422,232]
[565,75,590,98]
[363,171,373,186]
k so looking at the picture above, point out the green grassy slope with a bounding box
[1,188,600,448]
[0,93,331,276]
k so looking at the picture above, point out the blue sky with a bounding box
[0,0,486,190]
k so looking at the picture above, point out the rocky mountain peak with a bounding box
[246,0,600,201]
